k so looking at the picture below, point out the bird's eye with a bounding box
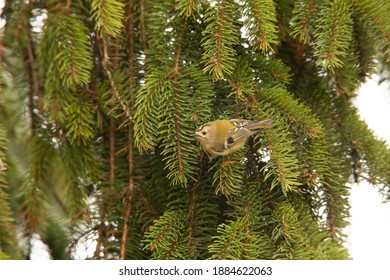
[202,131,207,135]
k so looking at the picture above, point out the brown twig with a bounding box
[120,3,137,260]
[101,36,133,123]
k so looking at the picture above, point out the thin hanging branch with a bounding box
[24,2,38,133]
[101,37,133,124]
[120,3,137,260]
[140,0,147,49]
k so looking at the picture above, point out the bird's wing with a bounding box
[229,119,271,131]
[225,126,256,149]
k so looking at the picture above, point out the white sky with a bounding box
[1,0,390,261]
[346,76,390,260]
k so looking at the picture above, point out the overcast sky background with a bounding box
[1,1,390,260]
[346,76,390,260]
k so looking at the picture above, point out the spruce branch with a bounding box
[290,0,318,43]
[261,116,301,195]
[301,108,351,237]
[159,79,188,185]
[209,183,275,260]
[53,15,93,89]
[100,37,133,126]
[64,94,96,143]
[241,0,279,53]
[91,0,125,38]
[353,0,390,39]
[168,42,185,184]
[134,68,171,152]
[211,150,246,199]
[17,137,53,233]
[228,55,292,102]
[209,217,252,260]
[158,72,201,186]
[350,7,377,82]
[143,210,187,259]
[0,126,21,259]
[177,0,202,18]
[228,59,256,99]
[271,202,315,259]
[250,55,292,84]
[56,142,97,220]
[341,111,390,186]
[201,0,239,80]
[314,0,353,71]
[140,0,147,49]
[256,86,322,137]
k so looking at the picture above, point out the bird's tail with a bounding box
[247,118,272,130]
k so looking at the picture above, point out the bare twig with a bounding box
[120,4,137,260]
[25,1,39,133]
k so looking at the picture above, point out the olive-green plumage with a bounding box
[194,119,271,155]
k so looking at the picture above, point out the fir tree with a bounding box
[0,0,389,260]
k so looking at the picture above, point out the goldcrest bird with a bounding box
[193,119,271,156]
